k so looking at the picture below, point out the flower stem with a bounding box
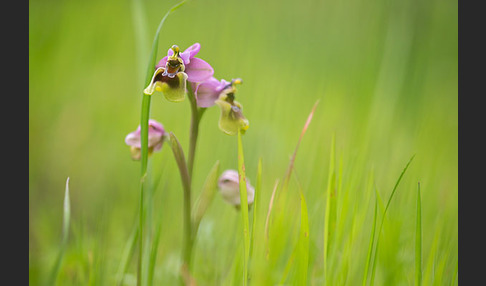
[138,93,152,286]
[187,83,202,179]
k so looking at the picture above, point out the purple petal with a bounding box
[148,119,165,135]
[195,78,222,107]
[125,131,141,148]
[185,57,214,83]
[183,43,200,59]
[180,51,191,65]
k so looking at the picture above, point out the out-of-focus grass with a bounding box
[29,0,457,284]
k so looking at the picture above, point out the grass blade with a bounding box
[192,160,221,232]
[116,223,139,286]
[415,182,422,286]
[264,179,280,244]
[47,177,71,286]
[369,154,415,285]
[362,188,379,286]
[282,100,319,190]
[147,219,162,286]
[237,129,250,286]
[249,157,263,262]
[168,132,193,270]
[295,173,309,285]
[323,134,336,285]
[137,3,186,285]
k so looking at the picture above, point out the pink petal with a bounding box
[183,43,200,58]
[185,57,214,83]
[125,131,141,148]
[195,78,222,107]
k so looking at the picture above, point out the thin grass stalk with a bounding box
[137,3,186,285]
[369,154,415,285]
[415,182,422,286]
[186,83,201,179]
[168,132,193,273]
[47,177,71,286]
[362,189,378,286]
[148,219,163,286]
[116,223,139,286]
[323,134,336,285]
[237,129,250,286]
[249,158,262,263]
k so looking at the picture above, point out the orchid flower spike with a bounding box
[144,43,214,103]
[214,78,249,135]
[218,169,255,209]
[125,119,167,160]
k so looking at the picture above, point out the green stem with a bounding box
[138,94,152,286]
[187,83,202,179]
[182,83,206,275]
[168,133,193,284]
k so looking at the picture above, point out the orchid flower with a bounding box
[193,77,231,108]
[125,119,167,160]
[218,169,255,208]
[144,43,214,102]
[214,78,249,135]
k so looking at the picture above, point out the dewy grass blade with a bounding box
[369,154,415,285]
[47,177,71,286]
[237,129,250,286]
[415,182,422,286]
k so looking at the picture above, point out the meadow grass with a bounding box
[29,0,457,285]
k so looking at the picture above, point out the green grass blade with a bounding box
[147,219,162,286]
[249,157,262,263]
[369,154,415,285]
[62,177,71,244]
[192,160,221,231]
[168,132,193,269]
[116,223,139,286]
[451,258,458,286]
[295,176,309,285]
[237,129,250,286]
[47,177,71,286]
[415,182,422,286]
[137,4,186,285]
[282,100,319,190]
[323,134,336,285]
[362,188,378,286]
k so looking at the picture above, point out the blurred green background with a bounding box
[29,0,457,284]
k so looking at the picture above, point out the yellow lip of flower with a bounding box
[143,67,188,102]
[216,93,249,135]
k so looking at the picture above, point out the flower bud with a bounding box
[218,169,255,208]
[125,119,166,160]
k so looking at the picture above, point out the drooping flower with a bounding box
[218,169,255,208]
[144,43,214,102]
[125,119,167,160]
[193,77,231,108]
[214,78,249,135]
